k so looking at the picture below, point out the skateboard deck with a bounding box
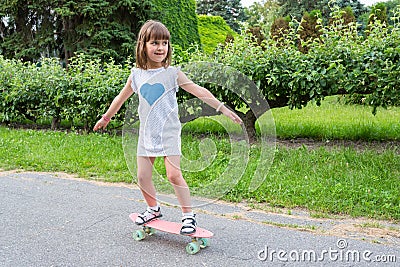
[129,213,213,254]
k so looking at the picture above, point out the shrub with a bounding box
[270,16,291,46]
[1,9,399,135]
[197,15,237,54]
[298,10,323,53]
[0,55,131,130]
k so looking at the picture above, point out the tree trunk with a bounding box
[51,116,61,130]
[242,110,257,144]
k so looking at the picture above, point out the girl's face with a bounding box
[145,39,169,68]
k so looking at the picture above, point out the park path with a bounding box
[1,171,399,266]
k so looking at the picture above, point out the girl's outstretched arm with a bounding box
[93,77,134,131]
[178,71,242,124]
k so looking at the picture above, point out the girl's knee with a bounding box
[137,173,151,185]
[167,170,183,184]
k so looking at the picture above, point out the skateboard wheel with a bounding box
[199,238,209,248]
[186,241,200,255]
[133,229,145,241]
[145,227,156,235]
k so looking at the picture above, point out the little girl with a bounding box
[94,20,242,235]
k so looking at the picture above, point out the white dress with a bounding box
[130,66,181,157]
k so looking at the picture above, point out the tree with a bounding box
[368,2,388,26]
[197,15,236,54]
[0,0,200,65]
[270,16,291,45]
[328,0,369,20]
[0,0,62,61]
[385,0,400,26]
[53,0,153,65]
[196,0,246,32]
[298,10,323,53]
[152,0,201,50]
[277,0,317,20]
[244,0,281,35]
[185,9,400,141]
[0,0,151,63]
[278,0,368,22]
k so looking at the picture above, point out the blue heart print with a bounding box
[140,83,165,106]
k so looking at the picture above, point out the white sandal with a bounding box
[180,215,197,235]
[135,206,162,225]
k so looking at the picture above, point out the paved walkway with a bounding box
[1,171,399,266]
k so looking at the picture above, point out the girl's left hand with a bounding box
[222,108,243,124]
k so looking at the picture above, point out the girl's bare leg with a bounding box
[136,156,157,207]
[164,156,192,213]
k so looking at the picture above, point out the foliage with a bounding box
[359,1,400,33]
[329,6,356,28]
[386,0,400,26]
[56,0,152,64]
[244,0,281,35]
[197,15,237,54]
[246,26,266,47]
[0,0,152,64]
[184,6,400,139]
[152,0,200,49]
[0,0,62,61]
[345,20,400,113]
[278,0,320,20]
[1,7,399,137]
[277,0,369,22]
[244,1,369,37]
[0,0,200,65]
[64,55,131,129]
[368,2,388,26]
[0,58,44,122]
[298,10,323,53]
[196,0,246,32]
[270,16,291,45]
[0,54,131,130]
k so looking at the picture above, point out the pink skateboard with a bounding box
[129,213,213,254]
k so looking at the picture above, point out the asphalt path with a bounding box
[1,172,399,266]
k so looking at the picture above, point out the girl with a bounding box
[93,20,242,235]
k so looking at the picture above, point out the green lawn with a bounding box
[272,96,400,141]
[0,97,399,220]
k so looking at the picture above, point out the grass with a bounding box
[272,97,400,141]
[0,129,130,182]
[229,145,399,220]
[0,97,399,220]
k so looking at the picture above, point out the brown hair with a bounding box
[135,20,172,69]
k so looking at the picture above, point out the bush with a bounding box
[270,16,291,46]
[184,8,400,139]
[1,8,399,134]
[298,10,323,53]
[197,15,237,54]
[0,55,130,130]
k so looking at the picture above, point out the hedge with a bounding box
[0,55,130,130]
[1,9,399,132]
[197,15,237,54]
